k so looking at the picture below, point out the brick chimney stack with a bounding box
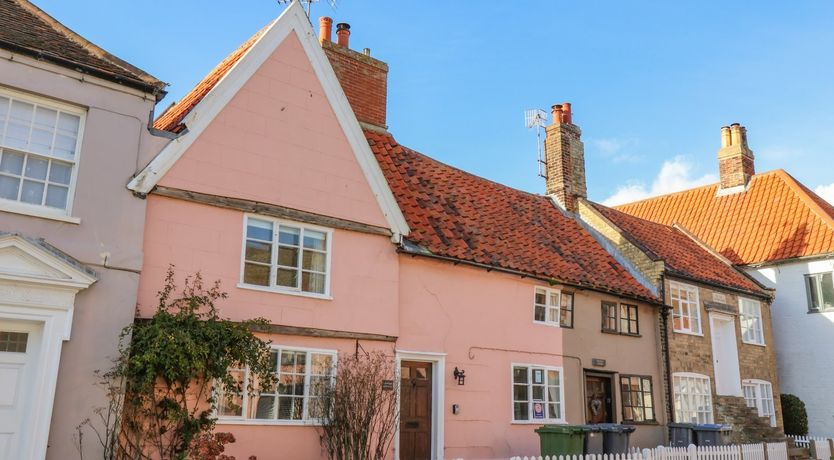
[544,102,587,212]
[319,17,388,129]
[717,123,755,190]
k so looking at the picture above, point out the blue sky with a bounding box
[37,1,834,204]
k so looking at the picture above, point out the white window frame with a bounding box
[216,345,337,426]
[742,379,776,427]
[739,297,765,346]
[804,271,834,313]
[669,281,702,335]
[0,86,86,222]
[672,372,714,424]
[511,363,566,424]
[533,286,561,327]
[238,214,333,299]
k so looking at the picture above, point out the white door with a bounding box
[710,313,742,396]
[0,320,41,460]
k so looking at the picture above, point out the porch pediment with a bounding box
[0,233,96,290]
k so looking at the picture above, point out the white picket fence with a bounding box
[510,442,789,460]
[787,435,833,459]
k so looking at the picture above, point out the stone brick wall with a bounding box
[664,278,783,440]
[322,40,388,128]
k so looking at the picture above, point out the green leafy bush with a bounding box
[781,393,808,436]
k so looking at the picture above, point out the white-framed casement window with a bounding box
[669,281,702,335]
[241,215,332,297]
[672,372,714,423]
[743,379,776,427]
[511,364,564,423]
[217,346,336,424]
[805,272,834,313]
[534,287,575,328]
[0,87,85,217]
[739,298,765,345]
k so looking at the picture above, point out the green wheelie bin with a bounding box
[535,425,590,456]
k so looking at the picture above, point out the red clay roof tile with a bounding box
[616,170,834,265]
[366,130,659,303]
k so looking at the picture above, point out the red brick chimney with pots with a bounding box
[717,123,755,190]
[320,18,388,129]
[544,102,586,212]
[319,17,332,44]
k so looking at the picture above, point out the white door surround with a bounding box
[0,234,96,460]
[395,350,445,460]
[709,312,742,396]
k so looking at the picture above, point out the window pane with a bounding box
[30,107,57,154]
[253,395,276,419]
[278,246,299,267]
[534,305,545,322]
[302,272,326,294]
[6,100,33,149]
[48,161,72,185]
[243,263,270,286]
[45,184,68,209]
[311,354,333,375]
[245,240,272,263]
[0,331,28,353]
[535,290,546,305]
[302,250,326,272]
[303,230,326,250]
[513,384,528,401]
[0,175,20,200]
[0,151,24,174]
[548,403,560,419]
[514,402,529,420]
[279,226,300,245]
[247,219,273,241]
[276,268,298,288]
[20,180,44,204]
[513,367,528,383]
[808,276,820,310]
[821,273,834,309]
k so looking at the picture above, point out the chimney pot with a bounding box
[551,104,563,123]
[562,102,572,124]
[336,22,351,48]
[318,17,333,44]
[720,126,731,147]
[363,47,371,56]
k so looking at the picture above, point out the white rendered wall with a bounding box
[746,257,834,436]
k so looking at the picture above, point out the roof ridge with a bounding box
[370,131,550,202]
[772,169,834,233]
[10,0,164,89]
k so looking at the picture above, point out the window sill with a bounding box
[511,419,566,425]
[672,329,704,337]
[741,340,766,348]
[807,309,834,314]
[533,320,561,328]
[216,418,323,426]
[0,201,80,224]
[601,330,642,338]
[237,283,333,300]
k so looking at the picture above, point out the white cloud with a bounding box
[602,156,717,206]
[588,137,644,164]
[815,183,834,205]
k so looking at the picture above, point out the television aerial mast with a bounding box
[277,0,337,18]
[524,108,548,179]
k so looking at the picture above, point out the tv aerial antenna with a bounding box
[524,108,548,179]
[277,0,337,18]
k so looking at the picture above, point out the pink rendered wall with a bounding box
[138,195,398,336]
[157,31,389,229]
[398,257,567,458]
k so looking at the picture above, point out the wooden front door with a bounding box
[585,374,614,423]
[399,361,432,460]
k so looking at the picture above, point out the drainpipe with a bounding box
[659,275,674,437]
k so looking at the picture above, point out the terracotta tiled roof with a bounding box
[153,24,269,133]
[615,170,834,265]
[589,202,768,297]
[0,0,165,96]
[366,130,659,303]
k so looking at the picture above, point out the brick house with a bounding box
[616,125,834,437]
[538,105,784,442]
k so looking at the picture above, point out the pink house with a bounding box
[135,3,664,459]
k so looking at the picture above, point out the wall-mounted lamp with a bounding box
[453,367,466,385]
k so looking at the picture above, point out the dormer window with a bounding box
[0,88,84,218]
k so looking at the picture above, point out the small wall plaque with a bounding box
[591,358,606,367]
[382,380,394,391]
